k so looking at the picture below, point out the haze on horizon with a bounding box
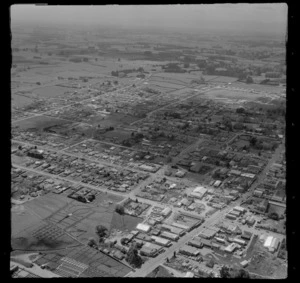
[11,4,287,37]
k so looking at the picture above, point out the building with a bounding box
[233,206,246,214]
[224,243,239,253]
[188,239,203,249]
[161,207,172,217]
[136,223,151,233]
[232,238,246,246]
[226,213,237,220]
[199,227,219,239]
[184,272,194,278]
[160,231,179,241]
[171,222,191,232]
[161,224,185,236]
[140,243,159,257]
[179,245,200,257]
[151,236,171,247]
[240,260,248,268]
[241,231,252,241]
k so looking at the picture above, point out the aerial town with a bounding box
[10,4,287,279]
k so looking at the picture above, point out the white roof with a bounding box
[136,223,151,232]
[264,236,274,247]
[161,207,172,215]
[193,186,207,194]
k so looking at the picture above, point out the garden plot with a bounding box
[11,221,80,251]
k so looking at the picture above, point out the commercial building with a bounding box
[161,224,185,236]
[179,245,200,257]
[160,231,179,241]
[151,236,171,247]
[188,239,203,249]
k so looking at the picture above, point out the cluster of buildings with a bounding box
[66,140,161,173]
[137,179,185,203]
[12,144,149,193]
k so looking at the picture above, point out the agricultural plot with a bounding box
[11,221,81,251]
[208,76,238,83]
[203,88,264,101]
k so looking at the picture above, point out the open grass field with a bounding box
[13,115,73,131]
[31,85,71,98]
[203,88,264,101]
[12,94,35,108]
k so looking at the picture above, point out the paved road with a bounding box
[126,143,285,277]
[127,199,242,277]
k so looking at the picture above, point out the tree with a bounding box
[120,238,127,245]
[95,225,108,238]
[115,204,125,215]
[246,76,254,84]
[166,156,173,163]
[268,212,279,221]
[87,237,97,247]
[126,245,143,267]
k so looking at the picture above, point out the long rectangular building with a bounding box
[161,224,185,236]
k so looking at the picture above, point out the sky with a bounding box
[11,4,287,35]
